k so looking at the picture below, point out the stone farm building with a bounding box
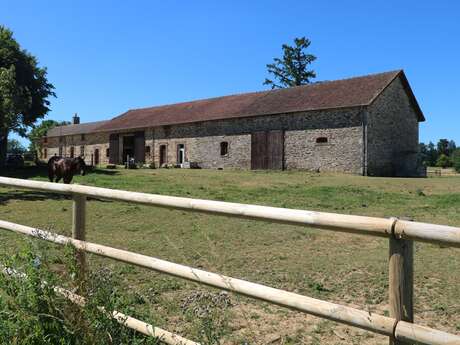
[41,70,425,176]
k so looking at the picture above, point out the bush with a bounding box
[0,243,159,345]
[435,154,451,168]
[452,149,460,172]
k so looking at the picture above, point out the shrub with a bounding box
[0,242,159,345]
[435,154,451,168]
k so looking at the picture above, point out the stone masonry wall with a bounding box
[42,132,110,166]
[41,108,365,173]
[366,77,420,176]
[149,108,364,172]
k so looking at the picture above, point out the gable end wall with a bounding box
[365,77,420,176]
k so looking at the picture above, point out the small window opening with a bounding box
[59,136,65,143]
[106,148,110,158]
[220,141,229,156]
[44,136,48,143]
[70,146,75,158]
[145,146,151,155]
[80,146,85,156]
[43,148,47,159]
[81,134,85,141]
[316,137,328,144]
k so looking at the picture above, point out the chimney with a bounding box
[73,113,80,125]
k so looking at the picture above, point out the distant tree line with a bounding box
[419,139,460,171]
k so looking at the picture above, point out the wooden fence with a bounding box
[0,176,459,345]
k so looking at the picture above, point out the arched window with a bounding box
[316,137,328,144]
[220,142,229,156]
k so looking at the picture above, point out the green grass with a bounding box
[1,166,460,344]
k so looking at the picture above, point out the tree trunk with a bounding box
[0,129,8,168]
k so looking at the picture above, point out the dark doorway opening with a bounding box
[123,136,135,163]
[177,144,185,165]
[94,149,100,165]
[159,145,167,166]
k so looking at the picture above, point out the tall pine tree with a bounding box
[264,37,317,89]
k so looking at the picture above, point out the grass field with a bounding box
[0,166,459,344]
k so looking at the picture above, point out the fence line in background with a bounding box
[0,176,460,344]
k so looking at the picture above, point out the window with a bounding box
[316,137,328,144]
[220,141,229,156]
[106,148,110,158]
[43,148,47,159]
[145,146,151,156]
[59,146,63,156]
[70,146,75,158]
[43,136,48,143]
[81,134,85,141]
[59,136,65,143]
[80,146,85,156]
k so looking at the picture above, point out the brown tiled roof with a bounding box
[96,70,424,132]
[46,120,109,137]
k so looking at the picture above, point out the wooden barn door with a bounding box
[109,134,119,164]
[251,131,267,169]
[267,130,284,170]
[251,131,284,170]
[134,131,145,163]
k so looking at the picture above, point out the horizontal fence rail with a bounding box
[0,176,460,345]
[0,176,460,247]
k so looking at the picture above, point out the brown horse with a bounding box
[48,156,87,184]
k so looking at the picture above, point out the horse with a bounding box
[48,156,87,184]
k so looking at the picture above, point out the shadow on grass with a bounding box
[0,166,115,205]
[0,165,48,180]
[0,190,69,205]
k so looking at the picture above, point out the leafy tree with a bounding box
[28,120,69,156]
[420,141,438,166]
[264,37,317,89]
[7,138,26,154]
[0,25,55,167]
[437,139,450,156]
[452,149,460,172]
[447,140,457,156]
[436,154,451,168]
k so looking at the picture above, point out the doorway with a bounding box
[177,144,185,166]
[122,136,135,163]
[94,149,100,165]
[251,131,284,170]
[159,145,167,166]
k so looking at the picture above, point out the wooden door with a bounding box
[94,149,99,165]
[109,134,119,164]
[251,131,284,170]
[251,132,267,169]
[134,131,145,163]
[267,130,284,170]
[159,145,167,166]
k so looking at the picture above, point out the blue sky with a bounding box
[2,0,459,146]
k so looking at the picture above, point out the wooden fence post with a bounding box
[389,218,414,345]
[72,194,87,287]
